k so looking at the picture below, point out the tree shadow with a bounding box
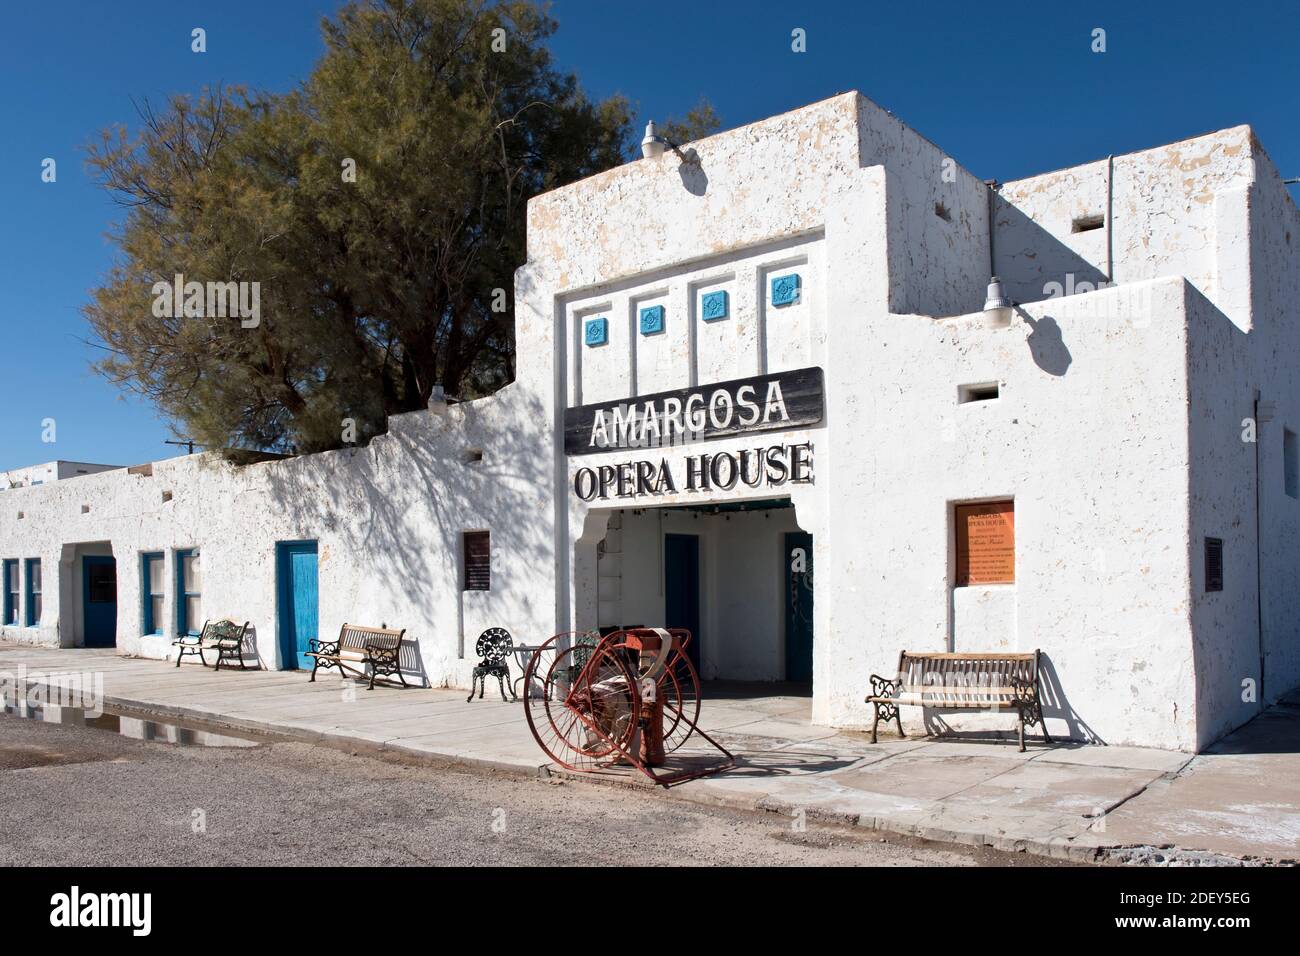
[252,378,554,689]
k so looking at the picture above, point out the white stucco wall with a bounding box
[0,389,555,687]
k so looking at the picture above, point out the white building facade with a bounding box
[2,93,1297,752]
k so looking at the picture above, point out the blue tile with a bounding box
[771,273,801,307]
[639,304,665,335]
[701,290,729,322]
[584,316,608,346]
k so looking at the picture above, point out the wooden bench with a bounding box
[866,650,1052,751]
[173,619,251,671]
[306,623,408,689]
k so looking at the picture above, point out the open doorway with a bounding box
[591,499,812,689]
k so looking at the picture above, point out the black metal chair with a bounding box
[468,627,515,702]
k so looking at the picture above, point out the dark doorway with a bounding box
[82,555,117,648]
[664,533,701,674]
[784,531,813,682]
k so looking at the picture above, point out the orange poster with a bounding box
[955,501,1015,585]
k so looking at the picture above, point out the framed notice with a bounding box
[955,501,1015,585]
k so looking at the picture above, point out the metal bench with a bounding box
[867,650,1052,752]
[306,623,408,690]
[468,627,515,701]
[173,619,251,671]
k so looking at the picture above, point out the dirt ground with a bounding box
[0,713,1073,866]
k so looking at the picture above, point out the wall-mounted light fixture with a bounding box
[982,276,1014,328]
[640,121,699,165]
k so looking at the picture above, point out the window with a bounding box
[1205,537,1224,593]
[463,532,491,591]
[176,549,202,635]
[2,560,17,626]
[142,552,164,636]
[955,501,1015,586]
[25,559,40,627]
[1284,428,1298,499]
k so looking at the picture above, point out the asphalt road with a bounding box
[0,713,1065,866]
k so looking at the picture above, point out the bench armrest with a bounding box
[364,642,399,661]
[867,674,899,701]
[309,638,339,656]
[1009,674,1038,700]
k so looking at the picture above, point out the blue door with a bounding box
[784,532,814,682]
[664,534,701,674]
[83,555,118,648]
[276,542,319,670]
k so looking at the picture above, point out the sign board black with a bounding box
[564,366,824,456]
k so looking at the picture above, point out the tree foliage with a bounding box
[84,0,720,455]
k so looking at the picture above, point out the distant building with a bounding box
[1,92,1297,752]
[1,461,121,489]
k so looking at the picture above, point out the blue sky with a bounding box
[1,0,1296,471]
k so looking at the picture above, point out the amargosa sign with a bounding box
[564,366,824,456]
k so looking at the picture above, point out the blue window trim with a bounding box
[24,558,39,627]
[2,559,17,626]
[175,548,200,636]
[141,552,164,636]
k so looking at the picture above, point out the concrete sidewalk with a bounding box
[3,643,1296,865]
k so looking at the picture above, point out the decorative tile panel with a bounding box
[639,304,665,335]
[584,316,608,346]
[701,290,729,322]
[771,273,801,307]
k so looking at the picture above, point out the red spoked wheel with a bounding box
[656,634,701,754]
[522,631,641,771]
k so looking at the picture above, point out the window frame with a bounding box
[24,558,40,627]
[462,531,492,592]
[1284,427,1298,500]
[175,548,202,636]
[2,559,17,626]
[141,552,165,636]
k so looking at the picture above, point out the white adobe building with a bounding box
[1,92,1297,752]
[1,461,122,489]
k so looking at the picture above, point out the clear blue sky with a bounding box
[1,0,1296,471]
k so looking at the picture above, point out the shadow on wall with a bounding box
[1038,655,1104,744]
[255,382,553,689]
[917,654,1103,745]
[678,149,707,197]
[1022,314,1073,376]
[994,197,1110,309]
[994,197,1118,379]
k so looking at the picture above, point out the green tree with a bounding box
[85,0,718,456]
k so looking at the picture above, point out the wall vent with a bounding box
[958,381,1000,404]
[1205,537,1224,592]
[1072,213,1105,233]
